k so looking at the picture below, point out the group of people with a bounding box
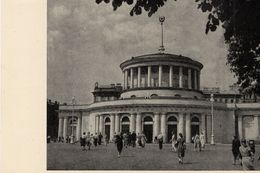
[80,132,109,150]
[192,132,206,152]
[232,135,256,170]
[121,131,138,148]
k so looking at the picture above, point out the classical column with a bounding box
[76,115,82,141]
[188,68,192,89]
[147,66,151,87]
[198,71,200,90]
[95,115,99,133]
[110,114,115,141]
[185,113,191,143]
[125,70,128,89]
[130,113,136,132]
[194,70,198,90]
[130,68,134,88]
[254,115,259,137]
[58,117,64,137]
[99,115,104,135]
[201,114,206,134]
[160,113,166,142]
[136,113,142,134]
[159,65,162,87]
[137,67,141,88]
[179,66,183,88]
[169,66,173,87]
[153,113,160,139]
[238,116,243,139]
[63,117,68,139]
[178,113,184,135]
[115,113,120,134]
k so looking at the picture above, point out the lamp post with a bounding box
[210,93,215,145]
[158,16,165,52]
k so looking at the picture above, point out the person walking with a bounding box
[141,133,147,148]
[123,132,128,148]
[157,133,163,150]
[232,135,241,165]
[194,133,201,152]
[239,138,255,170]
[104,134,109,146]
[200,132,205,149]
[80,132,87,150]
[86,132,92,150]
[176,133,186,164]
[170,131,177,152]
[131,131,137,147]
[93,133,98,147]
[115,132,124,157]
[98,132,103,145]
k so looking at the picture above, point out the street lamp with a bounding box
[210,93,215,145]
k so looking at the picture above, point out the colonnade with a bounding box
[123,65,200,90]
[95,112,207,143]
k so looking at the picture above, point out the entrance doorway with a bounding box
[121,116,130,133]
[191,116,200,139]
[143,116,153,143]
[104,117,111,140]
[167,116,178,143]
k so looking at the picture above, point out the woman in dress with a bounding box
[141,133,147,148]
[80,132,87,150]
[115,132,124,157]
[239,138,254,170]
[157,133,164,150]
[170,131,177,152]
[176,133,186,164]
[200,132,205,149]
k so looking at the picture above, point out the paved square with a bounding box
[47,142,260,170]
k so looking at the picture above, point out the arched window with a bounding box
[168,116,177,122]
[191,116,199,122]
[144,116,153,122]
[122,116,130,122]
[105,117,111,123]
[150,94,158,97]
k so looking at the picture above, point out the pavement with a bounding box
[47,142,260,170]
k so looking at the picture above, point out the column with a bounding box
[95,115,99,133]
[159,65,162,87]
[206,114,212,143]
[185,113,191,143]
[169,66,173,87]
[160,113,166,143]
[178,113,184,135]
[238,115,243,139]
[125,70,128,89]
[110,114,115,141]
[99,115,104,135]
[76,115,82,141]
[147,66,151,87]
[58,117,64,137]
[115,113,120,134]
[153,113,160,139]
[179,66,183,88]
[254,115,259,137]
[63,117,68,139]
[200,114,206,134]
[130,68,133,88]
[137,67,141,88]
[194,70,198,90]
[198,71,200,90]
[188,68,192,89]
[136,113,142,134]
[130,113,136,132]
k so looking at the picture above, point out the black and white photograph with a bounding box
[46,0,258,171]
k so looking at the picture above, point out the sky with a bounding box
[47,0,237,104]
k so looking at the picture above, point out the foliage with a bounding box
[95,0,260,98]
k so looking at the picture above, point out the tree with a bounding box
[95,0,260,99]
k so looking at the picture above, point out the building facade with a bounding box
[58,53,260,144]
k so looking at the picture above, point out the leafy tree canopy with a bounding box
[95,0,260,98]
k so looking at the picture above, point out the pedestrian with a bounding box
[170,131,177,152]
[98,132,103,145]
[136,133,142,147]
[176,133,186,164]
[239,138,254,170]
[200,132,205,149]
[131,131,137,147]
[194,133,201,152]
[93,133,98,147]
[232,135,241,165]
[123,132,128,148]
[80,132,87,150]
[141,133,147,148]
[86,132,92,150]
[115,132,124,157]
[157,133,163,150]
[104,134,109,146]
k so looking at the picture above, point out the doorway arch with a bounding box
[191,116,200,138]
[104,117,111,140]
[143,116,153,143]
[121,116,130,133]
[167,116,178,143]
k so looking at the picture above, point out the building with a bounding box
[58,53,260,144]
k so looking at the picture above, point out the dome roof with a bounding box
[120,53,203,70]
